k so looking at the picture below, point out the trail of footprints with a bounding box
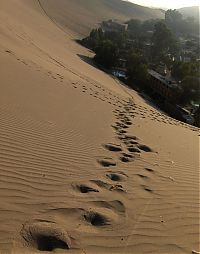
[4,48,199,132]
[20,100,157,252]
[10,47,198,251]
[19,99,168,252]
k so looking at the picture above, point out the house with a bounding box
[148,70,197,125]
[148,69,181,102]
[101,20,128,33]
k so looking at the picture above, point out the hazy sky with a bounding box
[129,0,200,9]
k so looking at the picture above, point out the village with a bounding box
[80,13,200,127]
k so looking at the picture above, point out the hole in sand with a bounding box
[106,173,122,181]
[145,168,154,172]
[79,184,99,193]
[138,144,153,152]
[84,212,109,226]
[21,221,71,251]
[97,158,116,167]
[36,235,69,251]
[144,187,153,192]
[128,147,141,153]
[120,156,130,163]
[104,144,122,152]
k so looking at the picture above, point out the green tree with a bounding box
[94,40,118,69]
[141,19,160,33]
[151,21,177,62]
[165,9,199,36]
[179,76,200,105]
[104,31,127,48]
[165,9,183,33]
[172,61,199,81]
[127,51,148,85]
[127,19,142,38]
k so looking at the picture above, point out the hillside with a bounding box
[0,0,199,253]
[39,0,164,36]
[178,6,199,21]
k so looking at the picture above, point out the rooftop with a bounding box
[148,70,179,89]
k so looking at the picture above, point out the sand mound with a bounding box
[0,0,199,253]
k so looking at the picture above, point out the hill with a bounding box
[0,0,199,253]
[39,0,164,36]
[178,6,199,21]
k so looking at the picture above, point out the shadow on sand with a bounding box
[77,54,100,70]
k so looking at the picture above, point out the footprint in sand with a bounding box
[91,200,126,214]
[128,146,141,153]
[21,220,71,251]
[144,167,155,173]
[97,157,117,167]
[83,211,110,226]
[137,174,149,180]
[104,143,122,152]
[73,183,99,193]
[106,172,127,182]
[90,179,125,193]
[143,186,153,193]
[83,200,126,227]
[137,144,154,153]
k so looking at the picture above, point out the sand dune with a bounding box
[38,0,164,36]
[0,0,199,253]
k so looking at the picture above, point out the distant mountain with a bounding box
[39,0,164,36]
[178,6,199,21]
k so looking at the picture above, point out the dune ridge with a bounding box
[0,0,199,253]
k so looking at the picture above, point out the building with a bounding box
[101,20,128,33]
[148,70,196,125]
[148,69,181,102]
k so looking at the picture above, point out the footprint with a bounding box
[106,173,125,181]
[137,144,154,152]
[91,200,126,214]
[120,152,136,162]
[75,184,99,193]
[91,180,125,192]
[124,135,138,141]
[144,167,154,173]
[124,121,132,126]
[5,49,13,54]
[137,174,149,179]
[115,122,129,129]
[120,156,131,163]
[128,147,141,153]
[97,158,116,167]
[83,211,110,226]
[21,220,71,251]
[143,186,153,192]
[104,143,122,152]
[129,140,138,145]
[117,129,127,134]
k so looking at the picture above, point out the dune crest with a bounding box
[0,0,199,253]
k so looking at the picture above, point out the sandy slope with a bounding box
[38,0,164,37]
[0,0,199,253]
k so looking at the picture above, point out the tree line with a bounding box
[80,9,199,122]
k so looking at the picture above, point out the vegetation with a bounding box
[127,51,148,85]
[165,9,199,36]
[80,9,200,125]
[179,76,200,105]
[171,61,199,81]
[94,40,118,68]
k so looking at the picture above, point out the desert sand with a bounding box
[0,0,199,253]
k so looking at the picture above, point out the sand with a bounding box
[0,0,199,253]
